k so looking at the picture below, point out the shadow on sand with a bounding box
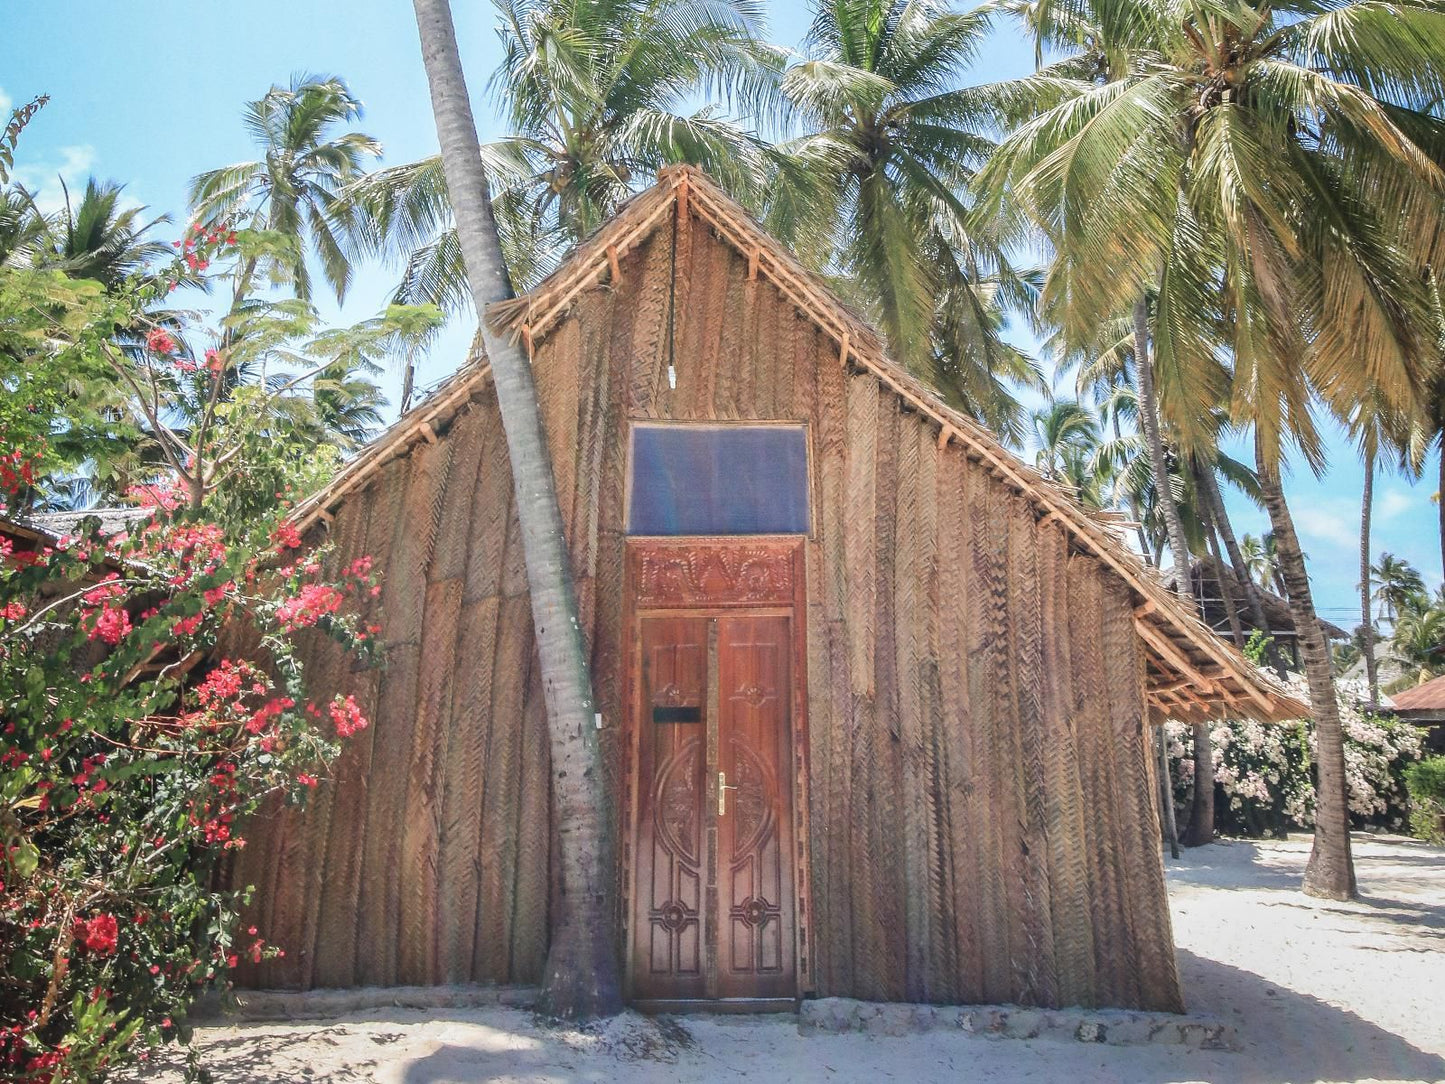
[1175,948,1445,1084]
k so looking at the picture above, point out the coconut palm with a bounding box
[355,0,778,312]
[986,0,1445,899]
[1372,553,1429,626]
[412,0,621,1019]
[765,0,1041,435]
[1031,399,1098,480]
[31,178,173,289]
[1387,598,1445,690]
[1352,399,1422,701]
[1238,534,1279,594]
[0,186,46,268]
[190,76,382,305]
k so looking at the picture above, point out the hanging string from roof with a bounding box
[666,193,679,391]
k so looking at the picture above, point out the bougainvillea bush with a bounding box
[0,507,380,1081]
[1166,678,1425,839]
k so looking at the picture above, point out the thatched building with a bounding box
[231,168,1304,1012]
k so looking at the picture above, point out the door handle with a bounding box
[718,770,738,816]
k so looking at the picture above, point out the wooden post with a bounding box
[1155,727,1180,859]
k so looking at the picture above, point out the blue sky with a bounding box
[5,1,1441,624]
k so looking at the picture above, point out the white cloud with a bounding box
[0,88,12,117]
[1377,489,1421,522]
[1290,499,1359,551]
[11,145,98,214]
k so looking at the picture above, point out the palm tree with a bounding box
[987,0,1445,899]
[1031,399,1097,480]
[356,0,777,311]
[1238,534,1277,594]
[190,76,382,305]
[1387,598,1445,690]
[412,0,621,1019]
[1372,553,1428,626]
[0,186,46,268]
[1352,399,1422,701]
[32,178,173,289]
[766,0,1041,437]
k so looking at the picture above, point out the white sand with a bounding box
[132,835,1445,1083]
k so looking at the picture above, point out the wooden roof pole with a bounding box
[1134,617,1216,691]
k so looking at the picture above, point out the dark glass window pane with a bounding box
[628,425,810,535]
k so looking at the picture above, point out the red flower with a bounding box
[87,603,132,645]
[328,695,368,738]
[272,521,303,550]
[73,913,119,955]
[145,328,176,354]
[275,584,344,630]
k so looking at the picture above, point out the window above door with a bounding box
[626,423,811,536]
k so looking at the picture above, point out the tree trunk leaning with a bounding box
[1180,462,1239,848]
[1133,298,1193,603]
[411,0,623,1018]
[1255,442,1357,900]
[1360,444,1380,704]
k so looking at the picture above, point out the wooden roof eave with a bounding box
[287,350,495,536]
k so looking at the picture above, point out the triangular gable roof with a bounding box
[289,166,1305,724]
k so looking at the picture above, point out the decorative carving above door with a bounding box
[630,540,798,608]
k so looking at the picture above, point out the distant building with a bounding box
[1386,674,1445,754]
[1166,558,1348,672]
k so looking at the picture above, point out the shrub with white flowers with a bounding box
[1166,677,1425,839]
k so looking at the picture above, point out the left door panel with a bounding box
[631,616,710,1000]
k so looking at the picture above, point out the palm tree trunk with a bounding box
[1111,409,1154,561]
[1196,462,1288,674]
[1180,458,1234,848]
[412,0,622,1018]
[1438,442,1444,591]
[1360,442,1381,704]
[1133,297,1192,599]
[1255,441,1357,900]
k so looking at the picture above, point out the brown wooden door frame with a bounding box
[621,537,813,1007]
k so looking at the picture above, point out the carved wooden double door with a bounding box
[628,582,802,1003]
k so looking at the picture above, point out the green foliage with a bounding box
[0,95,48,185]
[352,0,779,307]
[0,509,383,1080]
[0,213,438,519]
[1244,629,1275,668]
[767,0,1044,441]
[1404,757,1445,844]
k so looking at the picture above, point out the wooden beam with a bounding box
[937,425,952,450]
[747,247,760,282]
[419,422,438,445]
[606,244,621,284]
[838,330,850,367]
[1135,616,1215,691]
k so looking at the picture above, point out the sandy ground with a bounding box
[133,834,1445,1084]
